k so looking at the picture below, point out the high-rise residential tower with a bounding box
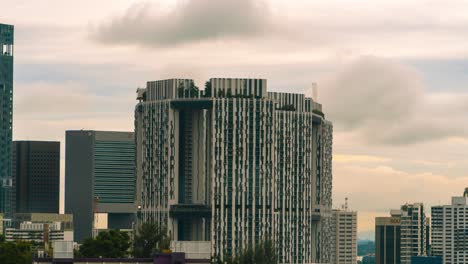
[13,141,60,214]
[0,23,14,217]
[431,189,468,264]
[330,207,357,264]
[135,78,333,263]
[65,131,136,243]
[375,203,428,264]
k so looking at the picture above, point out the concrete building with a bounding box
[376,203,428,264]
[0,23,14,217]
[330,207,357,264]
[65,131,136,243]
[135,78,333,263]
[13,141,60,214]
[5,213,73,243]
[431,189,468,264]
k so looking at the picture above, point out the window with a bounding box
[2,44,13,56]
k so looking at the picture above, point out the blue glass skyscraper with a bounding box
[0,23,14,217]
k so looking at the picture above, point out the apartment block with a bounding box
[135,78,333,263]
[431,189,468,264]
[330,208,357,264]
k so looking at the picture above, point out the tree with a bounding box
[226,88,232,97]
[277,104,296,111]
[204,81,212,97]
[188,80,199,98]
[78,230,131,258]
[213,239,278,264]
[0,240,32,264]
[133,221,171,258]
[177,83,185,98]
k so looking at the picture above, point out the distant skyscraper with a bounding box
[376,203,428,264]
[431,189,468,264]
[135,78,333,263]
[13,141,60,213]
[65,131,136,243]
[330,208,357,264]
[0,23,14,217]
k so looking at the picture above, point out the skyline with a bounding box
[3,0,468,239]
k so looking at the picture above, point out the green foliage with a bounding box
[178,81,200,98]
[78,230,131,258]
[213,239,278,264]
[358,240,375,256]
[178,83,185,98]
[204,81,212,97]
[276,104,296,111]
[362,255,375,264]
[0,240,32,264]
[133,221,171,258]
[188,80,199,98]
[312,109,325,117]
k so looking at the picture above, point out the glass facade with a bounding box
[94,140,136,203]
[0,23,14,216]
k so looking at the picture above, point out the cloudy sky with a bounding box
[4,0,468,239]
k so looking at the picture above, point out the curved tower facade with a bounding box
[135,78,333,263]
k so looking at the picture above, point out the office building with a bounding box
[431,189,468,264]
[376,214,401,264]
[5,213,73,243]
[135,78,333,263]
[330,207,357,264]
[13,141,60,213]
[65,130,136,243]
[0,23,14,217]
[376,203,428,264]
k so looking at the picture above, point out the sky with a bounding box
[3,0,468,240]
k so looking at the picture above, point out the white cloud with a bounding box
[334,162,468,232]
[318,56,468,145]
[334,154,390,164]
[93,0,273,46]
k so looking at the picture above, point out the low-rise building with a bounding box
[5,213,73,244]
